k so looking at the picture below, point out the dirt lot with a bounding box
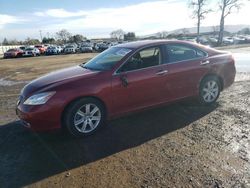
[0,50,249,187]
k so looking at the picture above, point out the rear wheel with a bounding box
[199,76,221,105]
[63,98,106,137]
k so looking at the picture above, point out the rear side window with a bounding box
[165,44,207,63]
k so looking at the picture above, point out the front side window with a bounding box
[165,44,206,63]
[119,47,161,72]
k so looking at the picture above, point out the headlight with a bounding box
[24,91,56,105]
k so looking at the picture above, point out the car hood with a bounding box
[22,66,98,96]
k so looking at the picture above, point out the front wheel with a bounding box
[199,76,221,105]
[63,98,106,137]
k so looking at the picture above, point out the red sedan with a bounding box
[3,48,24,58]
[34,45,47,54]
[16,40,236,137]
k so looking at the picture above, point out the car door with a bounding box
[111,46,170,115]
[163,43,211,99]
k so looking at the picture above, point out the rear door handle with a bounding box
[200,60,210,65]
[156,70,168,75]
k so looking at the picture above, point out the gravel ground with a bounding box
[0,52,249,188]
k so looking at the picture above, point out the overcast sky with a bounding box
[1,0,250,41]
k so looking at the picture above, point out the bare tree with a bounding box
[189,0,211,42]
[56,29,72,44]
[110,29,125,41]
[217,0,242,45]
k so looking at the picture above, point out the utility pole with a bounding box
[39,30,43,42]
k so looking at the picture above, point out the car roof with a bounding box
[116,39,203,49]
[116,39,217,55]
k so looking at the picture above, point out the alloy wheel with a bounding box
[201,80,219,103]
[73,103,101,133]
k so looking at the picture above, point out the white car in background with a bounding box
[23,47,40,57]
[64,45,77,54]
[80,43,93,53]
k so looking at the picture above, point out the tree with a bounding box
[217,0,242,46]
[2,38,9,45]
[212,25,220,36]
[24,38,40,45]
[68,34,86,44]
[56,29,72,44]
[110,29,125,41]
[124,32,136,41]
[189,0,211,42]
[42,37,56,44]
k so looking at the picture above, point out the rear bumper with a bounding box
[223,65,236,89]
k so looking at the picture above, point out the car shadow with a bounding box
[0,100,218,187]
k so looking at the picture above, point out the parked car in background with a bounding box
[3,48,24,58]
[233,36,246,44]
[56,46,63,53]
[80,43,93,53]
[96,42,111,52]
[45,46,61,55]
[223,37,234,45]
[19,46,26,51]
[34,45,46,54]
[23,47,40,57]
[64,45,77,54]
[16,40,236,137]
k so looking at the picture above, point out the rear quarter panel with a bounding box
[208,53,236,89]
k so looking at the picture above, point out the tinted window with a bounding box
[165,44,206,63]
[119,47,161,72]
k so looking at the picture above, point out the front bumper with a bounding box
[4,54,16,58]
[16,103,62,132]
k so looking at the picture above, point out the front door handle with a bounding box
[156,70,168,76]
[200,60,210,65]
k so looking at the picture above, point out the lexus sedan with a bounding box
[16,40,236,137]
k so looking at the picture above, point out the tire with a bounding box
[63,98,106,137]
[199,76,221,105]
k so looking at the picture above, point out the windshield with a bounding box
[82,47,132,71]
[26,48,34,50]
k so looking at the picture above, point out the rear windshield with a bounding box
[7,49,16,52]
